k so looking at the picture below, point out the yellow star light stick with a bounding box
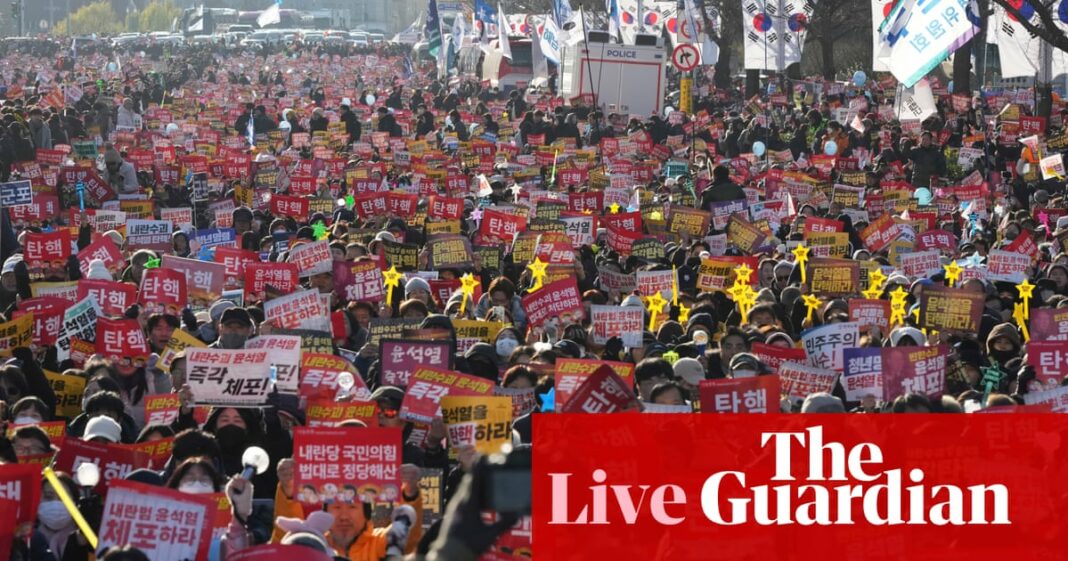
[526,257,548,293]
[44,467,97,549]
[1016,279,1035,320]
[672,265,679,306]
[792,244,810,284]
[609,203,621,214]
[1014,301,1031,342]
[382,265,403,304]
[733,263,754,287]
[737,289,757,325]
[943,261,962,288]
[889,286,909,326]
[867,268,887,292]
[678,302,690,324]
[646,292,668,331]
[459,273,479,315]
[802,294,822,324]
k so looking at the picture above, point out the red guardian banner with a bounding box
[534,415,1068,561]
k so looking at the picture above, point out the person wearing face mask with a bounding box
[986,322,1022,367]
[167,457,223,495]
[34,472,90,561]
[10,396,50,425]
[102,147,140,195]
[211,308,255,350]
[183,407,285,500]
[494,328,521,361]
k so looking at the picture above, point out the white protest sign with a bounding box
[589,305,643,347]
[244,335,303,394]
[186,348,272,406]
[55,296,101,362]
[263,288,330,330]
[288,240,333,277]
[801,321,860,372]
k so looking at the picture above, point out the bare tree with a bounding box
[806,0,864,79]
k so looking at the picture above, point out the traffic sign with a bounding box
[672,44,700,72]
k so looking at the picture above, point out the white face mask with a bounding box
[496,337,518,358]
[37,500,72,530]
[178,481,215,495]
[13,415,40,425]
[733,369,757,379]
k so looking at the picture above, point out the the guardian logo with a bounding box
[549,426,1010,526]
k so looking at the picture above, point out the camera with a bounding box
[483,444,531,515]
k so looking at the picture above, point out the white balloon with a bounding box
[365,94,376,105]
[753,141,767,157]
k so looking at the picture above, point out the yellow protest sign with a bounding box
[0,313,33,356]
[45,370,87,418]
[158,329,206,372]
[440,396,513,454]
[451,319,506,342]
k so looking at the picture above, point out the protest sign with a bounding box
[214,247,260,291]
[186,348,272,406]
[300,352,370,401]
[589,305,643,347]
[1023,385,1068,412]
[986,249,1031,282]
[668,206,711,237]
[380,339,453,387]
[0,312,30,357]
[919,286,984,332]
[559,365,640,413]
[95,317,149,365]
[0,463,41,524]
[126,219,173,252]
[636,269,676,300]
[293,427,402,503]
[441,395,513,454]
[1024,341,1068,390]
[859,213,901,252]
[367,317,422,345]
[14,297,63,346]
[801,322,859,371]
[399,366,495,424]
[157,328,206,372]
[427,234,474,269]
[244,262,300,301]
[77,236,125,277]
[139,268,188,315]
[78,279,137,317]
[0,180,32,207]
[698,376,779,413]
[899,250,942,279]
[555,359,636,410]
[98,480,214,561]
[495,386,539,419]
[521,278,584,328]
[264,288,330,331]
[726,215,768,254]
[808,258,860,296]
[52,437,149,494]
[880,345,947,401]
[289,240,333,277]
[1030,308,1068,341]
[383,240,419,271]
[244,335,302,394]
[749,342,807,377]
[45,369,86,418]
[778,361,839,401]
[842,347,883,402]
[848,299,891,330]
[56,296,100,361]
[334,260,386,303]
[305,399,378,427]
[23,231,70,281]
[161,255,226,304]
[160,207,194,231]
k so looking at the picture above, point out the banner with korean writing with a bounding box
[98,480,213,561]
[334,260,385,303]
[244,335,302,394]
[264,288,330,331]
[0,463,40,524]
[24,231,70,281]
[848,299,891,331]
[898,250,942,280]
[0,180,32,207]
[726,215,768,254]
[778,361,839,401]
[157,328,205,372]
[880,345,947,401]
[399,366,496,424]
[427,234,474,269]
[589,305,643,347]
[45,369,86,418]
[1030,308,1068,341]
[0,313,32,357]
[555,359,635,410]
[244,262,300,302]
[842,347,883,402]
[293,427,402,504]
[441,395,513,454]
[559,365,641,413]
[300,352,370,402]
[636,269,675,300]
[808,258,859,296]
[668,206,711,237]
[214,247,260,291]
[139,268,187,315]
[162,255,226,305]
[305,398,378,427]
[698,376,779,413]
[1024,341,1068,390]
[52,437,149,494]
[801,321,859,371]
[126,219,173,252]
[860,213,901,252]
[186,348,272,406]
[380,339,453,387]
[919,285,984,332]
[521,278,584,328]
[77,236,125,277]
[78,279,137,318]
[1024,385,1068,412]
[96,317,149,365]
[56,296,100,361]
[289,240,333,277]
[986,249,1031,282]
[13,298,61,346]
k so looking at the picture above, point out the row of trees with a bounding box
[53,0,179,36]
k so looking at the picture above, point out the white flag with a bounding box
[257,2,281,27]
[896,78,937,122]
[497,2,513,59]
[563,7,586,46]
[532,24,549,87]
[870,0,893,71]
[876,0,976,87]
[540,16,562,64]
[742,0,815,71]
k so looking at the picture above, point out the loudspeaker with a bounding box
[634,34,658,46]
[587,30,610,43]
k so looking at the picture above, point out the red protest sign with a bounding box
[380,339,454,387]
[559,364,640,413]
[160,255,226,304]
[214,246,260,288]
[139,268,188,315]
[77,236,125,277]
[96,317,150,365]
[61,165,115,205]
[880,345,947,401]
[98,480,214,561]
[915,229,958,252]
[15,296,66,345]
[244,262,300,301]
[521,278,584,328]
[270,194,309,219]
[10,193,59,226]
[749,342,807,376]
[428,196,464,220]
[0,463,41,525]
[118,436,175,470]
[293,427,402,504]
[24,231,71,280]
[698,376,779,413]
[859,213,901,252]
[399,366,496,424]
[1025,341,1068,389]
[78,279,137,317]
[305,398,378,427]
[848,298,891,330]
[334,260,385,303]
[555,359,635,410]
[802,216,844,239]
[480,208,527,240]
[300,352,369,401]
[52,438,150,494]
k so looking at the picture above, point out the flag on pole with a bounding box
[257,1,281,27]
[531,24,549,87]
[607,0,622,40]
[475,0,497,52]
[742,0,815,71]
[876,0,978,87]
[540,16,562,65]
[564,7,586,46]
[426,0,443,57]
[553,0,573,28]
[497,2,513,60]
